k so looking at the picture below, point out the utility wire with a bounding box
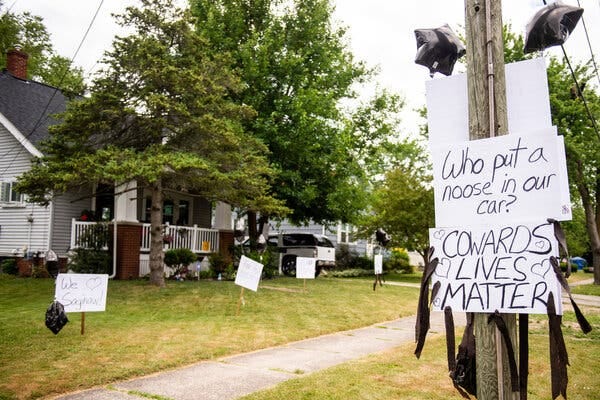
[540,0,600,142]
[575,0,600,87]
[560,44,600,142]
[0,1,105,179]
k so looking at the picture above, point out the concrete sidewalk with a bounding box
[55,311,465,400]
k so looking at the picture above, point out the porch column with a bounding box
[114,181,138,222]
[213,202,232,230]
[214,202,234,259]
[111,222,142,279]
[113,181,141,278]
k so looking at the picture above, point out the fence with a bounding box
[71,219,219,254]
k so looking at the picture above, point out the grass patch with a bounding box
[0,275,418,399]
[572,284,600,296]
[241,309,600,400]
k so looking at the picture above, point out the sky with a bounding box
[6,0,600,133]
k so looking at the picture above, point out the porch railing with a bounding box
[71,219,219,254]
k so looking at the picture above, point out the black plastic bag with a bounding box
[524,2,584,53]
[45,301,69,334]
[414,24,466,77]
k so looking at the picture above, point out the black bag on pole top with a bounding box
[45,301,69,334]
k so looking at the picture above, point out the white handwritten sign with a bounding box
[374,255,383,275]
[296,257,316,279]
[431,132,570,227]
[55,273,108,313]
[235,256,263,292]
[429,221,562,314]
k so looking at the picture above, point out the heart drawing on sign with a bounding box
[86,277,102,291]
[535,240,547,250]
[433,229,446,240]
[531,259,550,279]
[434,258,451,279]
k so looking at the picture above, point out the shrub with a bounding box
[384,249,413,274]
[335,244,360,270]
[243,247,278,279]
[164,248,197,278]
[1,258,18,275]
[327,269,373,278]
[68,248,111,274]
[209,252,232,279]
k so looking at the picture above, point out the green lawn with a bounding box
[572,283,600,296]
[0,275,419,400]
[241,309,600,400]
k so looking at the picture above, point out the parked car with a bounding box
[274,233,336,277]
[243,233,335,276]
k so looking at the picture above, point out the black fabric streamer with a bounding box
[547,292,569,400]
[451,313,477,397]
[488,312,520,392]
[548,218,572,277]
[414,248,439,358]
[550,256,593,334]
[519,314,529,400]
[444,306,456,372]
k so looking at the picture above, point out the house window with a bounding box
[0,181,26,205]
[163,199,174,224]
[338,223,356,244]
[177,200,189,225]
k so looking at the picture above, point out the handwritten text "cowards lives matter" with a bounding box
[428,221,562,314]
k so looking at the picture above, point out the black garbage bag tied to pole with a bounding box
[45,300,69,334]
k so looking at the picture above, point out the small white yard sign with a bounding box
[55,273,109,313]
[374,255,383,274]
[235,256,263,292]
[296,257,316,279]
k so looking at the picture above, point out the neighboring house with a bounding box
[0,48,232,277]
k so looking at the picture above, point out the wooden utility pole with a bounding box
[465,1,518,399]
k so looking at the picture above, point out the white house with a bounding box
[0,48,233,277]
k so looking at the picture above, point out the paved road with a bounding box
[53,279,598,400]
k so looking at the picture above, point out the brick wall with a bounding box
[113,223,142,279]
[219,230,234,260]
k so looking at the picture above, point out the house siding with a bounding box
[50,188,93,256]
[274,220,370,255]
[193,197,211,228]
[0,125,52,256]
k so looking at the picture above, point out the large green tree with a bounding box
[190,0,408,240]
[502,27,600,284]
[356,140,433,264]
[0,2,84,95]
[17,0,283,286]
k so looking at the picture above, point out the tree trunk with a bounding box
[595,169,600,284]
[149,179,166,287]
[247,210,258,250]
[571,155,600,285]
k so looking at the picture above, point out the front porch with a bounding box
[70,219,222,277]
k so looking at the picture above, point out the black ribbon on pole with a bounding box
[547,291,569,400]
[414,247,438,358]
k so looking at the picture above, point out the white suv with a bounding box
[269,233,336,277]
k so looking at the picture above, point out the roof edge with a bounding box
[0,111,43,158]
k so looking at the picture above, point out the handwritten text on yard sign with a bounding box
[235,256,263,292]
[296,257,316,279]
[431,133,570,227]
[428,221,562,314]
[55,273,109,313]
